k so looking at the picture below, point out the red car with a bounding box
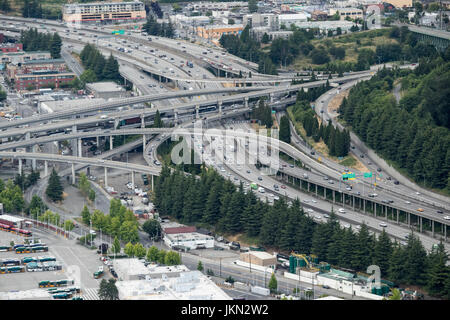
[281,185,286,189]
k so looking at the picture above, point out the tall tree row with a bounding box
[20,28,62,59]
[79,44,120,83]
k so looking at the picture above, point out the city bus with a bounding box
[1,259,21,266]
[21,257,37,264]
[15,247,32,254]
[0,246,11,252]
[38,256,56,263]
[31,246,48,253]
[7,266,25,273]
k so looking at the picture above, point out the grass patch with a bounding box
[339,157,357,167]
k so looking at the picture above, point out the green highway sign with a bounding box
[342,172,356,180]
[364,172,372,178]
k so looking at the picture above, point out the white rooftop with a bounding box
[86,81,126,93]
[315,296,344,300]
[40,98,106,113]
[0,289,51,300]
[165,232,214,242]
[245,251,276,260]
[0,214,25,223]
[116,270,231,300]
[114,258,151,279]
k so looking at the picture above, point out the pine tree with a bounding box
[388,243,406,283]
[403,234,428,285]
[279,115,291,143]
[372,230,392,277]
[50,33,62,59]
[81,205,91,225]
[426,242,449,297]
[46,168,63,202]
[352,224,373,271]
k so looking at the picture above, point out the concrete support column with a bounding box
[141,115,145,128]
[159,75,161,83]
[110,136,113,150]
[143,135,146,149]
[96,136,99,147]
[31,145,37,170]
[363,199,366,213]
[385,205,388,220]
[44,160,48,176]
[408,213,410,226]
[315,184,317,197]
[307,181,310,192]
[174,112,178,122]
[115,118,120,129]
[352,195,355,210]
[25,132,31,140]
[432,220,434,237]
[218,101,222,114]
[332,190,335,203]
[196,105,200,119]
[420,216,423,233]
[78,139,82,157]
[244,97,249,109]
[396,209,399,224]
[104,167,108,188]
[131,171,135,189]
[71,163,76,185]
[323,188,326,200]
[18,158,22,175]
[151,175,154,191]
[270,93,274,103]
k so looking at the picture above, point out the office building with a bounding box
[63,1,146,24]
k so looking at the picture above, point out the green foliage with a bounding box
[134,243,146,259]
[0,88,6,102]
[252,99,273,128]
[0,179,25,214]
[142,219,161,239]
[26,195,47,218]
[268,273,278,293]
[98,278,119,300]
[197,261,204,272]
[164,251,181,265]
[80,44,120,84]
[50,32,62,59]
[112,236,121,255]
[64,220,74,231]
[146,245,159,262]
[45,168,63,202]
[143,15,174,38]
[81,205,91,225]
[0,0,11,12]
[339,61,450,190]
[124,242,135,257]
[248,0,258,13]
[22,0,42,18]
[279,115,291,143]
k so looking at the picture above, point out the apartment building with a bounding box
[63,1,146,24]
[0,43,23,53]
[6,59,75,91]
[329,8,364,21]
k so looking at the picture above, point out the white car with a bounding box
[379,222,388,228]
[444,216,450,221]
[307,209,314,213]
[405,201,411,204]
[311,199,317,203]
[338,208,346,213]
[355,225,361,230]
[303,199,309,203]
[314,215,322,220]
[343,224,351,229]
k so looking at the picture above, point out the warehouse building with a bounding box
[329,8,363,21]
[38,98,106,114]
[113,258,152,281]
[63,1,146,24]
[239,251,277,268]
[116,270,231,300]
[85,82,127,99]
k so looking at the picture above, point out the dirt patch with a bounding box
[328,89,350,117]
[346,154,369,172]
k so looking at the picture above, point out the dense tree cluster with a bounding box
[338,58,450,190]
[98,279,119,300]
[252,99,273,128]
[22,0,41,18]
[79,44,120,83]
[143,15,174,38]
[80,199,140,244]
[20,28,62,58]
[0,179,25,214]
[46,168,64,202]
[154,167,449,297]
[13,169,40,191]
[149,1,163,19]
[0,0,10,12]
[279,115,291,143]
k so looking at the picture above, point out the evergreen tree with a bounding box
[279,115,291,143]
[372,230,393,277]
[81,205,91,225]
[403,234,428,285]
[426,242,449,297]
[268,272,278,293]
[46,168,63,202]
[50,32,62,59]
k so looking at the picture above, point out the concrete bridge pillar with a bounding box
[332,190,335,203]
[18,158,22,175]
[151,175,154,191]
[196,105,200,119]
[131,170,135,190]
[143,135,146,149]
[244,97,249,109]
[25,132,31,140]
[44,160,48,177]
[218,101,222,114]
[270,93,274,103]
[115,118,120,129]
[71,163,76,185]
[141,115,145,128]
[420,216,423,233]
[432,220,434,237]
[396,209,399,224]
[31,145,37,170]
[109,136,113,150]
[104,167,108,188]
[315,184,317,197]
[78,139,82,157]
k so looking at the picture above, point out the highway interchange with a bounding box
[0,16,449,257]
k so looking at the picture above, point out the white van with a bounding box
[258,187,265,193]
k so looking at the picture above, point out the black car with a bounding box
[393,180,400,185]
[360,154,364,158]
[377,168,382,172]
[310,150,315,155]
[437,210,443,214]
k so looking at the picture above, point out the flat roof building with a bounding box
[329,8,363,21]
[116,270,231,300]
[163,232,215,250]
[113,258,152,281]
[39,98,106,114]
[239,251,277,267]
[63,1,146,24]
[85,81,127,99]
[197,24,244,41]
[0,214,25,228]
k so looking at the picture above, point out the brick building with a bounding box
[0,43,23,53]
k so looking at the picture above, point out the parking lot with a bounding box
[0,226,108,299]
